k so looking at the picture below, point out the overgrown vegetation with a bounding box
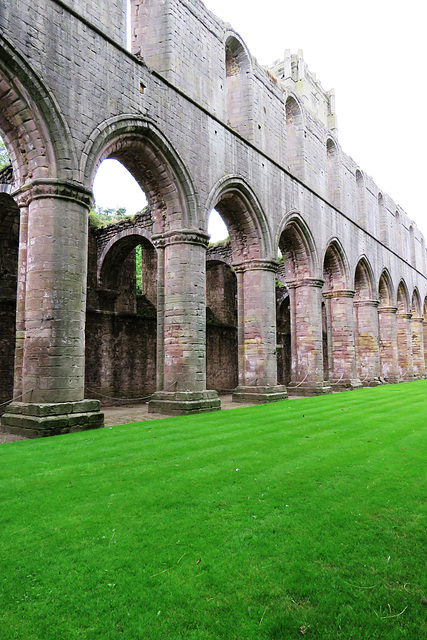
[1,381,426,639]
[88,205,131,229]
[0,136,10,170]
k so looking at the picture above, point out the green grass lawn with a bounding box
[1,381,426,639]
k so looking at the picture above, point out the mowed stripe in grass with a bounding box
[0,381,426,639]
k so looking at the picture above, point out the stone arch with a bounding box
[395,209,403,255]
[424,295,427,371]
[378,193,387,244]
[410,288,424,377]
[98,227,154,288]
[0,34,76,185]
[224,33,252,137]
[276,212,319,281]
[323,239,349,291]
[411,288,422,316]
[377,269,398,382]
[322,239,359,388]
[205,175,273,262]
[396,279,413,380]
[276,214,327,394]
[409,225,416,267]
[326,137,341,207]
[378,269,394,307]
[81,115,198,232]
[353,257,380,384]
[285,95,305,179]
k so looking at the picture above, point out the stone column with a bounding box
[12,195,28,399]
[1,180,103,437]
[323,289,361,390]
[148,229,220,414]
[411,315,425,378]
[286,278,331,395]
[377,306,399,382]
[424,318,427,372]
[353,299,381,385]
[396,311,414,380]
[232,259,287,403]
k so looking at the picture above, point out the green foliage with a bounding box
[89,205,130,228]
[135,244,143,295]
[0,136,10,170]
[1,381,426,639]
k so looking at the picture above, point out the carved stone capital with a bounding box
[286,277,325,290]
[152,228,210,248]
[396,311,412,319]
[353,299,380,308]
[323,289,355,300]
[13,179,93,209]
[232,258,279,274]
[377,305,398,314]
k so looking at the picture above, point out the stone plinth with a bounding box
[148,390,220,415]
[232,385,287,404]
[1,400,104,438]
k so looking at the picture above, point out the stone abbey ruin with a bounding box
[1,0,426,437]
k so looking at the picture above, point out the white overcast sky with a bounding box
[95,0,426,239]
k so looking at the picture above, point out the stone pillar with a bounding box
[148,229,220,414]
[411,315,425,378]
[323,289,361,390]
[353,299,381,386]
[396,311,414,380]
[232,259,287,403]
[1,180,103,437]
[377,306,399,382]
[424,319,427,371]
[286,278,331,395]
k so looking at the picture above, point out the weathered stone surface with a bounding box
[0,0,426,434]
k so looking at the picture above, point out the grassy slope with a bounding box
[0,381,426,639]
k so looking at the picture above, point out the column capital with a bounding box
[13,179,93,209]
[396,311,412,319]
[377,305,398,314]
[232,258,278,273]
[323,288,355,300]
[151,228,210,248]
[353,298,380,308]
[286,277,324,290]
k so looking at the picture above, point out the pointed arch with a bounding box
[397,280,410,313]
[0,34,76,185]
[355,170,366,227]
[205,175,273,261]
[276,212,319,282]
[354,256,375,301]
[81,115,198,232]
[323,239,349,291]
[326,137,341,207]
[378,269,394,307]
[411,288,422,317]
[285,95,305,179]
[224,32,253,137]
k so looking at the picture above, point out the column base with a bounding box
[360,377,382,387]
[0,400,104,438]
[287,381,332,396]
[232,385,288,404]
[329,378,363,392]
[148,390,221,415]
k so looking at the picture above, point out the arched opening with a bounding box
[353,258,380,384]
[355,170,366,228]
[86,158,157,404]
[410,288,424,377]
[285,96,304,179]
[409,225,416,267]
[205,179,284,403]
[378,193,387,244]
[326,138,341,208]
[322,241,359,388]
[396,280,413,380]
[225,36,252,137]
[395,210,403,255]
[377,270,398,382]
[277,217,327,394]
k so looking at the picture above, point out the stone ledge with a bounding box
[1,400,104,438]
[232,385,288,404]
[148,390,221,415]
[287,382,332,396]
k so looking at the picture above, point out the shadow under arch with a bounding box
[396,279,413,380]
[322,237,350,291]
[378,268,395,307]
[276,211,320,280]
[353,255,376,300]
[98,227,154,289]
[377,268,398,382]
[81,115,198,232]
[0,34,76,185]
[205,175,273,261]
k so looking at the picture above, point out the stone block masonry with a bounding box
[0,0,426,434]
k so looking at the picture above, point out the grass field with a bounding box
[0,381,426,639]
